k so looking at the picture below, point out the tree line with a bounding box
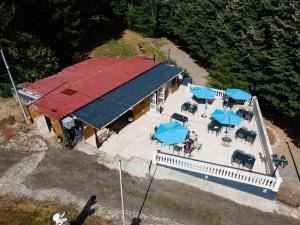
[0,0,111,96]
[112,0,300,118]
[1,0,299,118]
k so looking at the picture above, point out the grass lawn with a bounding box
[90,39,137,59]
[89,29,167,61]
[0,197,113,225]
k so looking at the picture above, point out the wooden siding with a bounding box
[133,96,150,120]
[27,106,43,119]
[84,125,97,140]
[51,117,64,138]
[27,105,64,140]
[172,77,179,93]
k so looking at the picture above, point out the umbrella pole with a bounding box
[201,93,208,118]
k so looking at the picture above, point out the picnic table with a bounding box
[232,149,256,170]
[237,108,254,121]
[181,102,198,114]
[171,113,188,125]
[235,128,257,144]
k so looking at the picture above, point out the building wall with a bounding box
[51,118,64,139]
[27,105,64,140]
[171,77,179,93]
[27,105,43,119]
[83,125,98,140]
[133,96,150,121]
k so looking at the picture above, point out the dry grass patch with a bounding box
[90,29,167,61]
[277,184,300,207]
[128,189,221,225]
[0,197,113,225]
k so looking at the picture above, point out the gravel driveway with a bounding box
[160,41,209,85]
[0,125,299,225]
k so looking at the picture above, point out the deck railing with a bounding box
[252,97,279,177]
[153,151,282,192]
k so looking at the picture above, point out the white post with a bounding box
[187,83,191,93]
[272,176,282,192]
[0,49,29,124]
[152,150,159,165]
[118,160,125,225]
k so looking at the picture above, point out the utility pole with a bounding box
[0,49,29,124]
[119,160,126,225]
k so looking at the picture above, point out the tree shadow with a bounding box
[260,102,300,144]
[70,195,97,225]
[76,15,124,55]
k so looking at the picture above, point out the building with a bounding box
[17,56,183,147]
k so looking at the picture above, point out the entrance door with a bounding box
[167,81,172,95]
[150,93,157,111]
[157,86,165,109]
[33,115,52,136]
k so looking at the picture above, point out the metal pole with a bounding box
[119,160,126,225]
[271,163,280,177]
[1,49,29,124]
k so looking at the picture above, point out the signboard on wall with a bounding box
[97,128,108,144]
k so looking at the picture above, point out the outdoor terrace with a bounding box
[98,85,281,195]
[100,85,271,173]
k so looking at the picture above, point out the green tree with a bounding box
[0,2,15,97]
[159,0,300,118]
[8,32,59,83]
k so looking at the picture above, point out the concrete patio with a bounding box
[98,85,272,175]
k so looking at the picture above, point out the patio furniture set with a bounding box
[237,108,254,121]
[231,149,256,170]
[150,87,258,170]
[235,127,257,144]
[172,131,202,157]
[181,102,198,115]
[170,112,189,125]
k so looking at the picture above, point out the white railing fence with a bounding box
[153,150,282,192]
[252,97,279,177]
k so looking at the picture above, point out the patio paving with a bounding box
[99,85,272,175]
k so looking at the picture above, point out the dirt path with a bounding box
[0,126,299,225]
[264,119,300,207]
[160,40,209,85]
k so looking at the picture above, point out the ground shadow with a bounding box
[260,102,300,143]
[131,165,157,225]
[70,195,97,225]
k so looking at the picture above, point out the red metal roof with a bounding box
[27,56,159,119]
[23,56,121,95]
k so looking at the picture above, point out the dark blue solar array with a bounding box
[72,63,182,128]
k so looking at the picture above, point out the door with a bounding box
[33,115,52,136]
[167,81,172,95]
[157,86,165,109]
[150,93,157,111]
